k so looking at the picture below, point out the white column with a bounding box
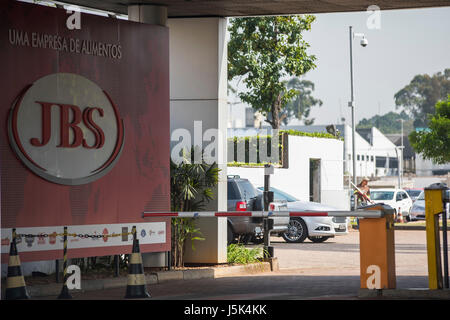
[169,18,228,263]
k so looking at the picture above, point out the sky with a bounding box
[228,6,450,127]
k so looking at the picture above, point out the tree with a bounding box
[357,110,414,134]
[394,69,450,128]
[170,149,220,267]
[409,96,450,165]
[228,16,317,129]
[282,78,322,125]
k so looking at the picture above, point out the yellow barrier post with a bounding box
[425,183,446,290]
[58,226,72,299]
[359,204,396,290]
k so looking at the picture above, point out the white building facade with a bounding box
[227,134,349,210]
[271,125,400,179]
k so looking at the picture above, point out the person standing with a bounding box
[354,177,371,229]
[355,177,371,207]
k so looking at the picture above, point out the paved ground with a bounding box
[34,229,442,300]
[273,229,430,278]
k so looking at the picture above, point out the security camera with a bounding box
[360,37,368,47]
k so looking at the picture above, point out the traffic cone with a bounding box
[5,231,30,300]
[124,227,150,299]
[397,208,404,223]
[57,283,72,299]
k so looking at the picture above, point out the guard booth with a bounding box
[359,204,396,289]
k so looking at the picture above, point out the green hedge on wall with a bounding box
[279,129,340,140]
[227,130,340,167]
[227,134,282,165]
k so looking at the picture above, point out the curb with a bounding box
[10,262,272,298]
[352,225,442,231]
[358,288,450,299]
[394,225,447,231]
[394,226,427,230]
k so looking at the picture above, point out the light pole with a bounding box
[396,119,404,188]
[348,26,368,210]
[395,147,401,189]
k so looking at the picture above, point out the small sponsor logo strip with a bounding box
[1,222,166,254]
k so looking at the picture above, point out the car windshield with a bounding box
[417,191,425,200]
[371,191,395,201]
[406,190,422,198]
[257,187,298,202]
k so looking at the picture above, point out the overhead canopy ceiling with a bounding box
[58,0,450,17]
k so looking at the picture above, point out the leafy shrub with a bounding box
[279,129,340,140]
[170,148,219,267]
[227,244,264,264]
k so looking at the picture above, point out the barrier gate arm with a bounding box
[144,203,396,290]
[142,209,387,219]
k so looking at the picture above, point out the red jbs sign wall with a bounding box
[1,0,171,262]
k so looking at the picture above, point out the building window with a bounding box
[371,156,374,162]
[389,157,398,168]
[376,156,386,167]
[357,155,360,161]
[361,155,365,161]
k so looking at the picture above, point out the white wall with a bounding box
[416,153,450,176]
[276,124,400,179]
[228,135,344,207]
[169,18,228,263]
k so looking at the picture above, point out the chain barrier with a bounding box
[14,230,135,239]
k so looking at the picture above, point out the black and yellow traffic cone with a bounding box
[124,226,150,299]
[5,229,30,300]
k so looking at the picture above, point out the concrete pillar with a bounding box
[128,5,167,26]
[169,18,228,264]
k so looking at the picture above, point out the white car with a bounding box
[258,187,349,243]
[369,189,413,220]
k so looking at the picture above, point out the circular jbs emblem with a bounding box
[8,73,124,185]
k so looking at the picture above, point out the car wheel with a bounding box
[282,218,308,243]
[406,208,413,222]
[227,224,235,245]
[308,236,331,243]
[240,233,252,244]
[251,232,264,244]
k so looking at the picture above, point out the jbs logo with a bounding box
[8,73,124,185]
[30,102,105,149]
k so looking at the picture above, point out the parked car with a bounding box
[254,188,293,238]
[370,188,413,221]
[227,175,288,245]
[227,175,262,244]
[404,188,424,203]
[410,189,450,221]
[410,190,425,221]
[257,187,349,243]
